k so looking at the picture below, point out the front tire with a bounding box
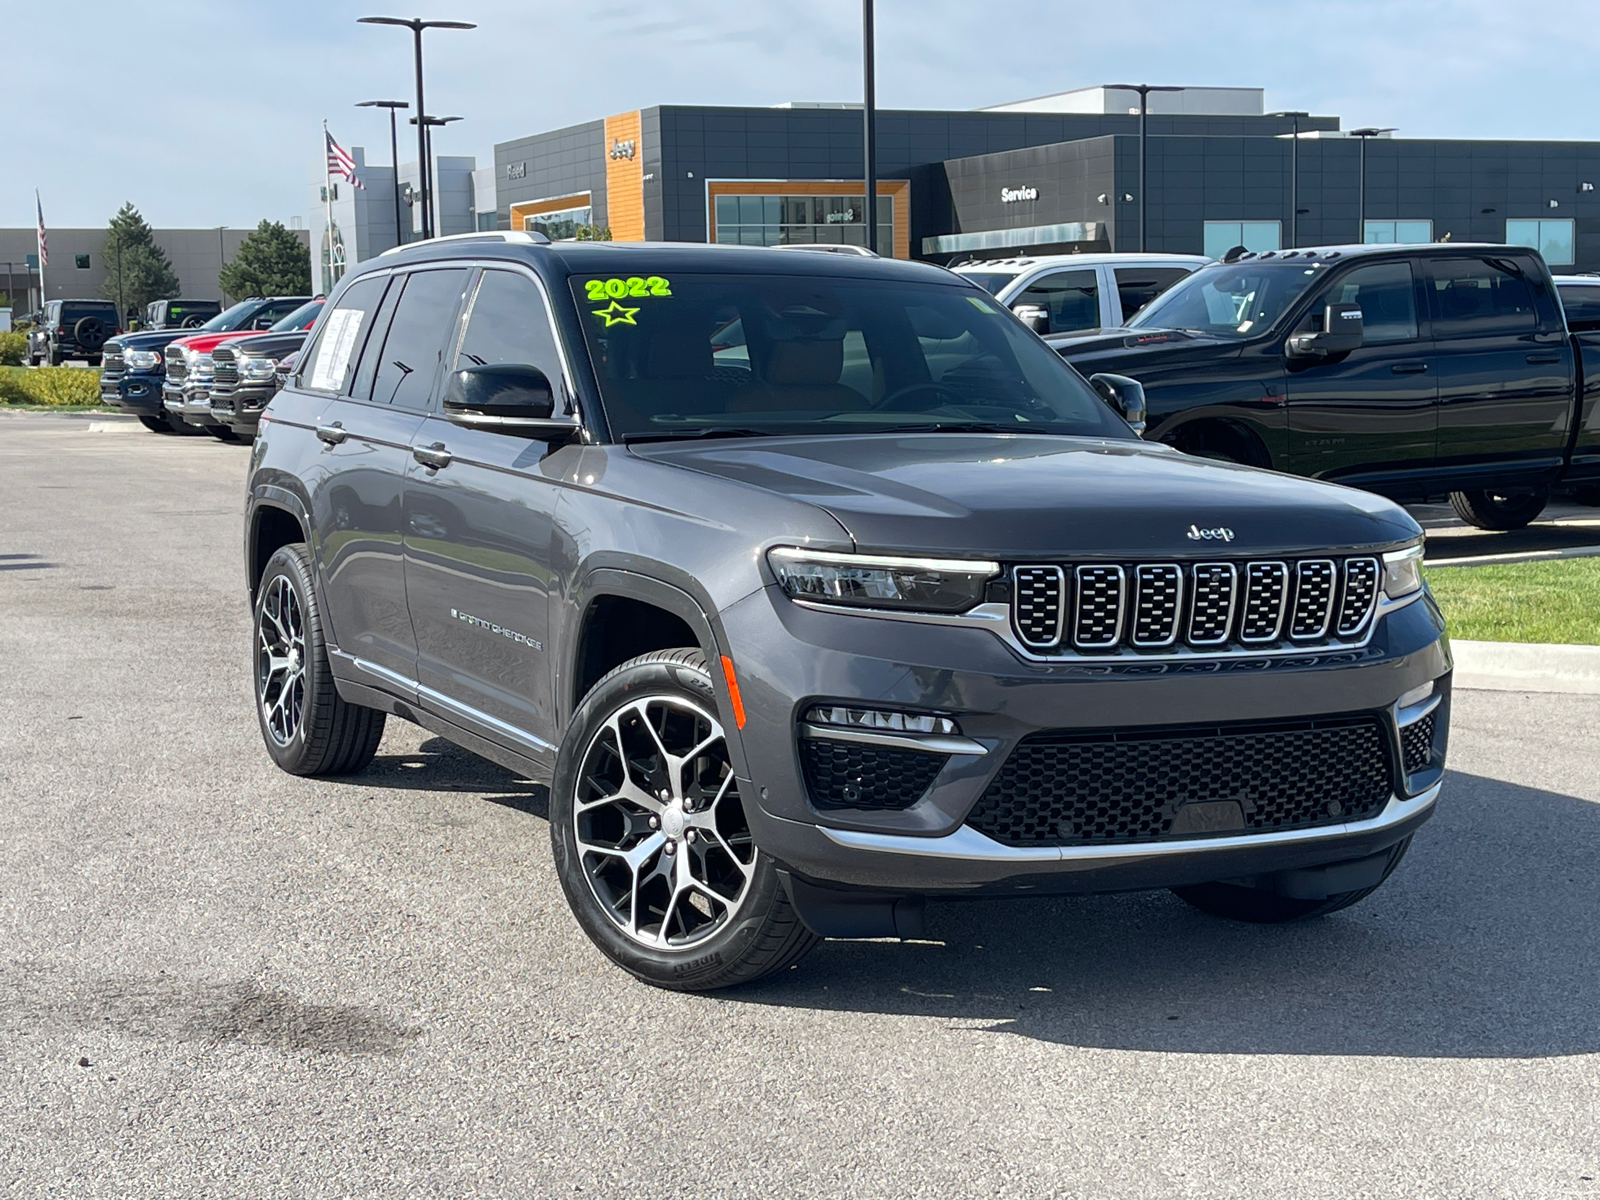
[138,415,175,434]
[207,426,240,441]
[1449,488,1548,530]
[550,648,818,991]
[253,543,386,776]
[1171,836,1412,923]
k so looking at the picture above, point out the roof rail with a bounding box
[379,230,550,257]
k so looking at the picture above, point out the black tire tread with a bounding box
[1448,488,1549,531]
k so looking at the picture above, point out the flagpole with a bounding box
[35,189,46,310]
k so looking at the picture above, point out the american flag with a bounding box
[35,190,47,267]
[325,131,365,190]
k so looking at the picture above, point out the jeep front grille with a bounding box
[965,714,1394,846]
[1010,556,1382,656]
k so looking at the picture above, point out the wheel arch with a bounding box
[246,487,311,598]
[1154,415,1275,468]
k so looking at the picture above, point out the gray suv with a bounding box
[244,233,1450,990]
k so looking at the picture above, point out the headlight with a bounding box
[768,547,998,613]
[124,349,162,370]
[240,356,278,380]
[1382,544,1424,599]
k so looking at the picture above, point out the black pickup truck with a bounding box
[1048,243,1600,529]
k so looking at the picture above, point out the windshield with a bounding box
[955,271,1020,296]
[199,300,264,332]
[1127,260,1329,338]
[569,273,1132,442]
[270,300,323,332]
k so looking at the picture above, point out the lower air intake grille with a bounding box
[1401,713,1435,774]
[800,739,948,811]
[965,715,1394,846]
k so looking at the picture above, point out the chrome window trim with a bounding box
[1012,564,1067,648]
[1072,564,1126,649]
[787,586,1422,664]
[1238,560,1290,644]
[1290,559,1338,641]
[1130,562,1183,648]
[799,723,989,757]
[1186,561,1238,646]
[817,782,1440,864]
[1339,556,1382,636]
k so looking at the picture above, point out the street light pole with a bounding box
[359,99,410,249]
[411,115,462,237]
[1350,127,1397,243]
[1270,111,1310,248]
[1110,84,1181,252]
[862,0,877,254]
[358,16,475,240]
[216,225,228,304]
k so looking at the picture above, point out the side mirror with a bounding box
[443,362,578,437]
[1287,301,1364,358]
[1089,372,1147,435]
[1012,303,1050,334]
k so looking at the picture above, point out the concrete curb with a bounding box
[1451,638,1600,694]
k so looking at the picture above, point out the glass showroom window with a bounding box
[714,193,892,250]
[1506,218,1575,267]
[1202,221,1281,260]
[523,206,592,240]
[1365,219,1434,245]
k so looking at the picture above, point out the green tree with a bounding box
[101,203,181,322]
[219,220,313,299]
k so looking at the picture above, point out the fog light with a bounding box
[804,705,959,735]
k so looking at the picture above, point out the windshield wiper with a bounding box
[622,426,781,444]
[884,421,1061,435]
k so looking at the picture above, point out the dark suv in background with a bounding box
[144,298,221,330]
[244,234,1449,991]
[27,299,120,365]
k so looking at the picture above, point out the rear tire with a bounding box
[253,543,386,777]
[1449,488,1549,531]
[1171,836,1412,923]
[550,648,819,990]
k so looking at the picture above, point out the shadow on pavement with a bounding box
[729,769,1600,1059]
[361,736,547,816]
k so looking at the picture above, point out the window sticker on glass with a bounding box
[967,296,996,313]
[308,308,365,391]
[583,276,672,301]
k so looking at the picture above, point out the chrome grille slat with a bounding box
[1072,565,1126,648]
[1338,558,1381,636]
[1013,566,1066,648]
[1186,563,1237,646]
[1131,564,1182,647]
[1290,560,1337,641]
[1239,561,1289,643]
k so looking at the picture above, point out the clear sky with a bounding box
[9,0,1598,230]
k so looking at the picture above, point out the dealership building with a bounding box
[484,84,1600,271]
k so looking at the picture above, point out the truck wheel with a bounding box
[207,426,240,442]
[1171,836,1412,923]
[1449,488,1549,530]
[253,544,386,776]
[138,415,175,434]
[550,648,818,991]
[48,348,63,367]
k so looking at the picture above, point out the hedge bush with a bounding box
[0,366,104,407]
[0,330,25,366]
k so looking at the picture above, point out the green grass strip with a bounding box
[1426,556,1600,645]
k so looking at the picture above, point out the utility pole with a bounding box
[862,0,877,253]
[1110,85,1180,252]
[359,99,410,248]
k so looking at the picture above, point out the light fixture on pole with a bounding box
[358,99,410,247]
[1109,84,1182,252]
[1350,127,1397,243]
[1270,111,1310,248]
[411,114,462,238]
[862,0,878,253]
[357,16,475,240]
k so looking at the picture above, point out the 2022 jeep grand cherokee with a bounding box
[244,232,1450,990]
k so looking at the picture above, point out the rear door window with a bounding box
[1113,266,1193,322]
[369,269,472,411]
[301,275,391,394]
[1015,269,1100,333]
[1428,257,1542,337]
[1559,284,1600,332]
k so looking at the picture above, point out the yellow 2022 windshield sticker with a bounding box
[585,276,671,327]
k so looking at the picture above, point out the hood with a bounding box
[167,330,260,354]
[108,330,194,351]
[1047,326,1242,372]
[630,433,1418,559]
[216,330,308,359]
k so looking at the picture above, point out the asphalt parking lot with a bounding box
[3,410,1599,1198]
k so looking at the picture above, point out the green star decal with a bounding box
[591,300,641,327]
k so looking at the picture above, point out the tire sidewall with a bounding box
[253,545,330,774]
[549,653,785,988]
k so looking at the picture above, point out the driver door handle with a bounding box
[315,421,347,445]
[412,442,453,469]
[1390,362,1428,375]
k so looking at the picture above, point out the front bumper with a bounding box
[177,384,220,426]
[210,384,273,433]
[100,371,165,414]
[719,580,1450,896]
